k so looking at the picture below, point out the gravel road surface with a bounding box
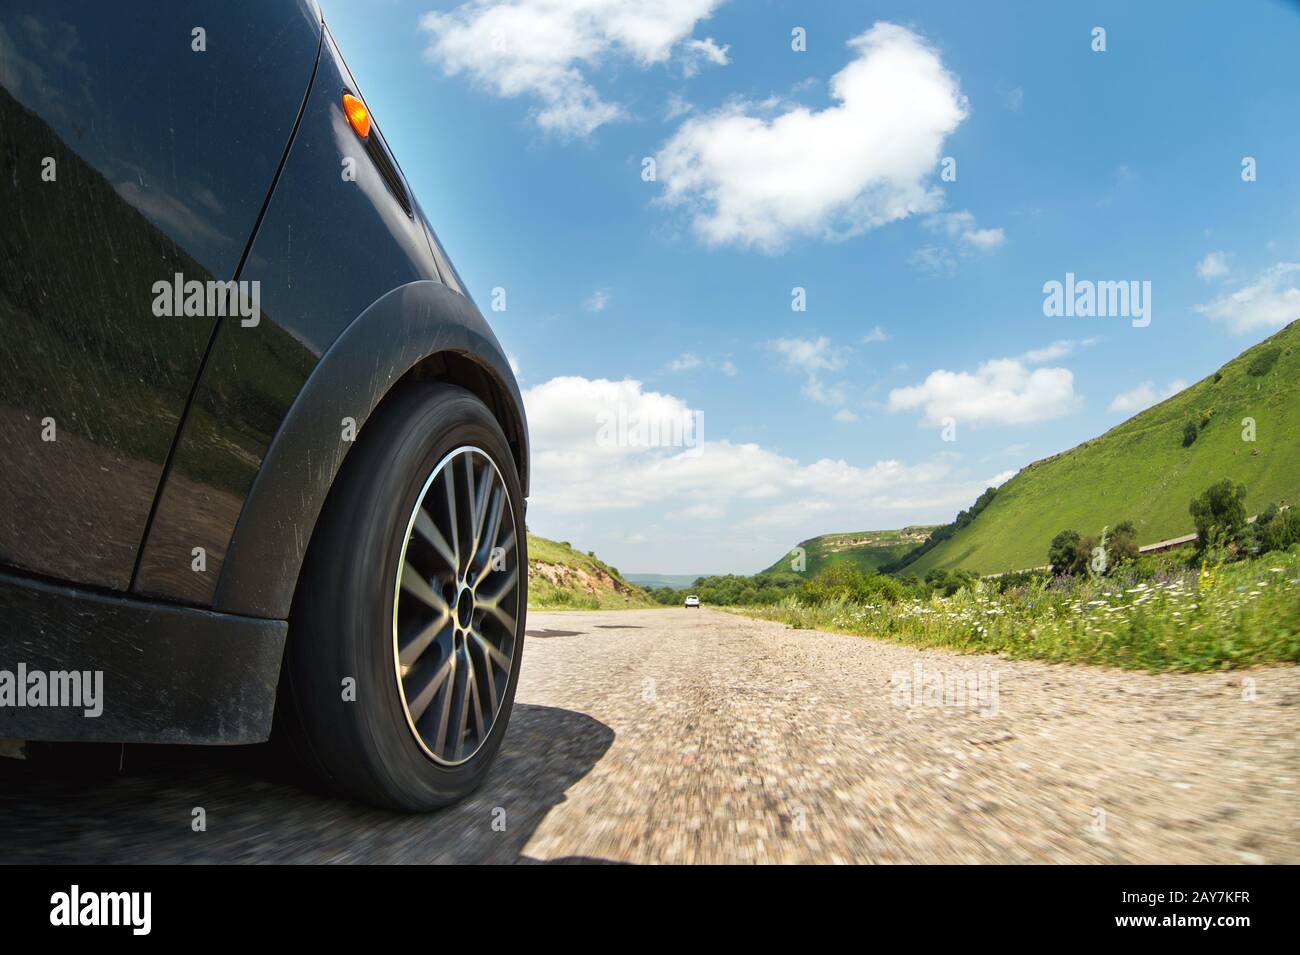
[1,608,1295,863]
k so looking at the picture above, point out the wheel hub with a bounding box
[455,586,474,628]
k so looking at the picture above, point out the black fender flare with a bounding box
[211,280,528,619]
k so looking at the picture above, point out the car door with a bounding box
[0,0,321,590]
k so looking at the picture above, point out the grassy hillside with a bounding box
[527,534,655,610]
[909,321,1300,575]
[760,526,938,576]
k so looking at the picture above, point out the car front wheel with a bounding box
[277,382,526,811]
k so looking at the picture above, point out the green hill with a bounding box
[527,534,655,609]
[907,321,1300,575]
[760,526,938,577]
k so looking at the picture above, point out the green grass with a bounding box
[759,526,938,576]
[907,321,1300,575]
[730,548,1300,672]
[527,533,656,610]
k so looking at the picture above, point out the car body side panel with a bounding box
[134,26,526,610]
[0,0,321,591]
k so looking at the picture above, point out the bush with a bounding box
[1262,508,1300,553]
[1246,344,1281,377]
[1190,479,1248,551]
[1078,534,1103,574]
[1048,529,1082,576]
[990,568,1051,594]
[940,569,978,596]
[924,568,949,589]
[1182,420,1198,447]
[800,564,905,604]
[1108,520,1140,565]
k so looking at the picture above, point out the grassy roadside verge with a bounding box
[527,586,656,611]
[724,550,1300,672]
[526,533,656,611]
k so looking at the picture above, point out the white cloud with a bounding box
[584,288,611,312]
[655,22,967,251]
[832,409,860,423]
[926,210,1005,251]
[908,245,955,276]
[769,336,848,406]
[1108,379,1187,414]
[802,376,847,407]
[861,325,889,343]
[1195,262,1300,333]
[768,336,846,373]
[665,352,737,376]
[1196,250,1229,280]
[910,210,1006,273]
[507,352,521,376]
[522,375,1009,570]
[681,36,729,76]
[888,357,1082,426]
[1020,337,1097,364]
[663,92,693,120]
[419,0,726,137]
[964,227,1004,250]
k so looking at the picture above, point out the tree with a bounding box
[1108,520,1139,565]
[1077,534,1102,575]
[1189,479,1248,551]
[1048,530,1081,576]
[1262,508,1300,553]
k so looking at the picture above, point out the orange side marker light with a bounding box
[342,93,370,139]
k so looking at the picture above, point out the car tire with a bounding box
[276,381,526,811]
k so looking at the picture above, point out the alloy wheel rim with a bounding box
[392,445,520,766]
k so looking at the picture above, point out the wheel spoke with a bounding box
[481,603,516,636]
[470,455,492,557]
[472,491,507,587]
[477,566,519,632]
[413,509,456,569]
[452,655,473,761]
[394,446,520,765]
[441,468,461,573]
[495,527,516,560]
[429,654,455,757]
[399,613,450,668]
[400,560,448,613]
[471,628,511,675]
[466,653,486,744]
[473,634,500,715]
[405,654,452,723]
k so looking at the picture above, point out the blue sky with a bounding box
[320,0,1300,574]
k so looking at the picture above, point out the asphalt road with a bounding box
[1,608,1295,863]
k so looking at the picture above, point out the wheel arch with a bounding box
[211,280,528,620]
[402,349,528,495]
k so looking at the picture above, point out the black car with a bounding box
[0,0,528,811]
